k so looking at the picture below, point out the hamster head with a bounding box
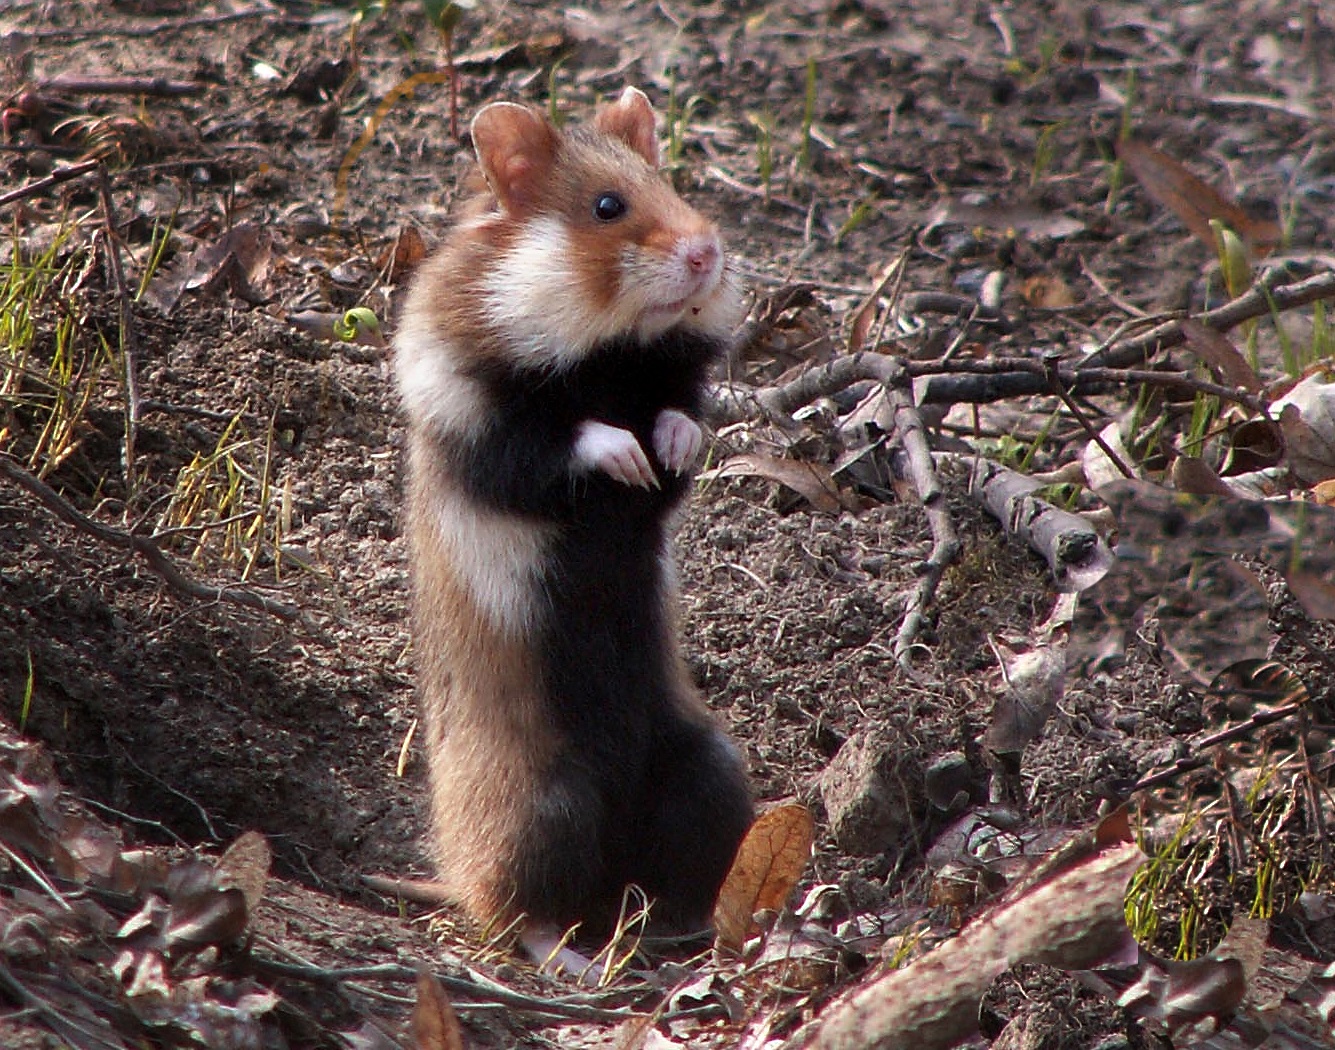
[469,87,744,368]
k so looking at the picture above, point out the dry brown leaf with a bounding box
[412,969,465,1050]
[984,638,1068,757]
[1222,417,1284,475]
[216,830,270,916]
[713,803,814,955]
[143,222,274,314]
[1020,274,1077,309]
[846,256,903,354]
[707,454,846,513]
[1274,376,1335,484]
[161,885,250,952]
[379,224,429,286]
[1179,319,1263,392]
[1285,571,1335,621]
[1078,920,1275,1047]
[1116,139,1280,255]
[612,1013,656,1050]
[9,968,136,1050]
[1170,455,1235,497]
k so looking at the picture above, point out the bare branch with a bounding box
[0,160,100,211]
[1083,268,1335,368]
[712,352,905,426]
[888,386,960,669]
[0,456,302,623]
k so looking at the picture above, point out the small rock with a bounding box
[924,751,973,811]
[818,729,921,855]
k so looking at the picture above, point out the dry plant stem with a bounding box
[0,159,99,211]
[889,386,960,669]
[1083,268,1335,368]
[96,166,142,487]
[248,953,679,1024]
[35,75,203,96]
[0,456,301,622]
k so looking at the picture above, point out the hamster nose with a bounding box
[684,238,719,274]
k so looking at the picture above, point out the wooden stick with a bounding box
[35,75,203,97]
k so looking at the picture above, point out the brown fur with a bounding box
[406,446,556,925]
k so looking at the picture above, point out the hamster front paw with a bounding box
[652,408,703,475]
[573,420,659,489]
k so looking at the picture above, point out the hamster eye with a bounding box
[592,192,627,222]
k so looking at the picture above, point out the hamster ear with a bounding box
[470,102,559,216]
[594,87,659,168]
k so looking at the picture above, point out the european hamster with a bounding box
[393,86,754,967]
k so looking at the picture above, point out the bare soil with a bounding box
[2,0,1334,1047]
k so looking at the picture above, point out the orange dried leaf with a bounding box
[412,969,465,1050]
[846,256,903,354]
[1116,139,1279,255]
[708,454,845,513]
[379,224,429,285]
[1020,273,1077,309]
[1169,455,1234,497]
[216,830,270,916]
[713,803,814,954]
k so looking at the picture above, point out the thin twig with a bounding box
[908,357,1272,413]
[247,952,669,1024]
[0,160,100,211]
[1083,268,1335,368]
[833,275,961,668]
[1129,698,1310,796]
[713,352,905,426]
[713,342,1280,438]
[1041,353,1136,478]
[0,456,302,622]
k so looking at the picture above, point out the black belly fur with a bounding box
[444,328,753,930]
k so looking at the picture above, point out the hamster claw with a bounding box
[573,419,658,488]
[652,408,702,475]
